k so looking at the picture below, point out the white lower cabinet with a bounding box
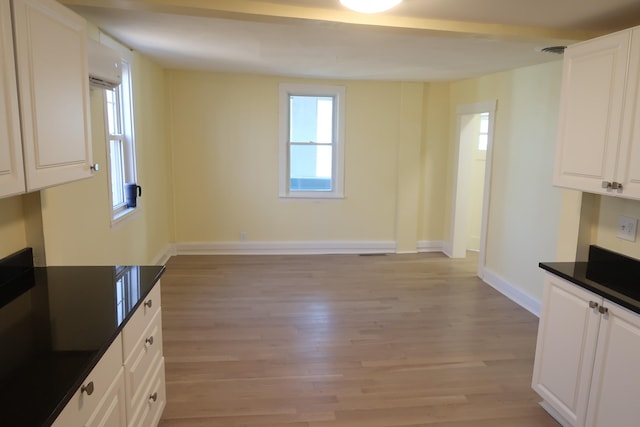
[52,335,126,427]
[533,273,640,426]
[53,283,165,427]
[85,369,127,427]
[584,301,640,426]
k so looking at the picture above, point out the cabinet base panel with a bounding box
[539,400,573,427]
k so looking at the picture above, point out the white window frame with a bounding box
[100,33,137,224]
[278,83,345,199]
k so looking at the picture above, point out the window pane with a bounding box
[289,96,333,144]
[479,113,489,133]
[105,88,122,135]
[110,139,126,207]
[290,144,333,191]
[478,134,488,151]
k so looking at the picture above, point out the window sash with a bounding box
[279,83,345,199]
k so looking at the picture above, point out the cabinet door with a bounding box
[12,0,93,191]
[554,31,630,194]
[86,368,127,427]
[617,29,640,199]
[585,301,640,427]
[0,1,25,198]
[532,274,602,426]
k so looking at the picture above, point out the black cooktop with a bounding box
[0,248,165,427]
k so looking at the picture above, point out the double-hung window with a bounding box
[101,33,137,222]
[279,83,345,198]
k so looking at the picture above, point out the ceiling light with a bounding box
[340,0,402,14]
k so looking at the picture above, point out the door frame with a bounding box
[449,100,497,278]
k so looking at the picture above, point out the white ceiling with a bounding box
[63,0,640,81]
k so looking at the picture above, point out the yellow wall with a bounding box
[419,82,450,242]
[449,61,565,299]
[40,52,174,265]
[0,196,26,258]
[167,71,433,247]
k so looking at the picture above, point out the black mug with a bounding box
[125,183,142,208]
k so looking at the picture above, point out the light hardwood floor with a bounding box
[158,252,558,427]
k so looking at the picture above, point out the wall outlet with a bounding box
[617,216,638,242]
[240,231,247,241]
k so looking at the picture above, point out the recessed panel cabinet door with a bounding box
[0,1,25,198]
[585,301,640,427]
[532,275,602,426]
[617,29,640,199]
[12,0,93,191]
[554,31,630,194]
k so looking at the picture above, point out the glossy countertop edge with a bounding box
[539,262,640,316]
[41,265,166,427]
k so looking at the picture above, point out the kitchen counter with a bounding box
[540,245,640,315]
[0,248,165,427]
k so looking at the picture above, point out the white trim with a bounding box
[278,83,346,199]
[450,100,497,276]
[417,240,445,253]
[152,244,176,265]
[481,267,541,317]
[175,241,396,256]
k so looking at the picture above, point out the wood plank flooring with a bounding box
[158,253,558,427]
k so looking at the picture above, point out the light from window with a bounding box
[289,96,334,191]
[478,112,489,151]
[279,84,345,198]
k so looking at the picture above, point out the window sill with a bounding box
[279,192,344,201]
[111,206,139,227]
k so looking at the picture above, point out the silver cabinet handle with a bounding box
[90,163,100,172]
[144,299,153,309]
[81,381,94,396]
[149,392,158,402]
[598,306,609,315]
[145,336,154,346]
[589,301,599,309]
[602,181,612,189]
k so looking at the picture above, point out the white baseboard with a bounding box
[481,267,541,317]
[416,240,445,253]
[442,241,453,258]
[152,244,176,265]
[174,241,397,256]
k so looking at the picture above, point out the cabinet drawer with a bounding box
[125,309,163,417]
[128,357,166,427]
[123,283,161,359]
[52,334,124,427]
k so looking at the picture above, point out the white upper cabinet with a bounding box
[616,30,640,199]
[0,2,25,198]
[12,0,93,191]
[0,0,93,199]
[554,26,640,200]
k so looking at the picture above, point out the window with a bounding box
[478,112,489,151]
[101,33,137,222]
[279,83,345,198]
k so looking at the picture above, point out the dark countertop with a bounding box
[0,251,165,427]
[540,245,640,315]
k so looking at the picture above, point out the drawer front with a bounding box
[125,309,163,416]
[128,357,166,427]
[52,334,124,427]
[123,283,161,359]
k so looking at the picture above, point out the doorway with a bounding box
[449,101,496,278]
